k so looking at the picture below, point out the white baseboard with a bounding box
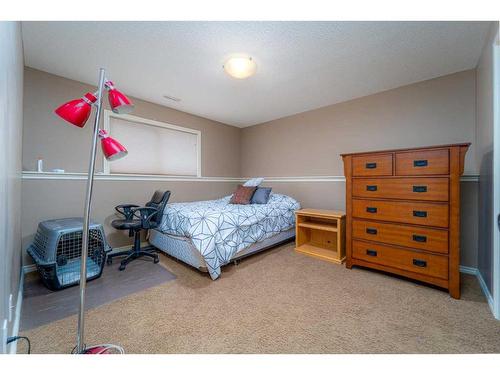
[459,265,477,275]
[22,264,37,274]
[476,270,495,314]
[23,259,486,278]
[459,265,495,317]
[9,268,25,354]
[108,241,150,254]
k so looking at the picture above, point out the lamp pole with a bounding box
[76,68,106,354]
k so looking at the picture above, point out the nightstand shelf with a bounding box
[297,221,338,232]
[295,209,346,264]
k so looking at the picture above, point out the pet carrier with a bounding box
[27,218,111,290]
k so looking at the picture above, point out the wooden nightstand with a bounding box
[295,209,346,264]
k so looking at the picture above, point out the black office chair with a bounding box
[107,190,171,271]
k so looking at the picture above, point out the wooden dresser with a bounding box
[341,143,470,298]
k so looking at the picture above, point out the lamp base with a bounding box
[73,343,125,354]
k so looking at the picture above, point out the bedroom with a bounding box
[1,1,500,372]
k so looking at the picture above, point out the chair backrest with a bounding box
[145,190,171,225]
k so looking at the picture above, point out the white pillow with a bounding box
[243,177,264,187]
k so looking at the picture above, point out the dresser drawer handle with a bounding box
[366,185,378,191]
[366,207,378,213]
[366,249,377,257]
[365,162,377,169]
[412,234,427,243]
[413,185,427,193]
[413,160,428,167]
[413,210,427,218]
[413,259,427,268]
[366,228,378,235]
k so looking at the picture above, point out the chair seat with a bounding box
[111,219,142,230]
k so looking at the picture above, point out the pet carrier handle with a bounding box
[131,207,159,229]
[115,204,140,220]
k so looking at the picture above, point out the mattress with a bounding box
[155,193,300,279]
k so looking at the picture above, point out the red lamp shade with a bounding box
[54,92,97,127]
[105,81,134,114]
[98,129,128,161]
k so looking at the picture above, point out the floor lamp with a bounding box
[55,68,133,354]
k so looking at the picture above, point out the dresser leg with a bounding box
[449,284,460,299]
[346,260,352,269]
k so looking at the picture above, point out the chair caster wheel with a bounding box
[119,264,126,271]
[154,256,159,264]
[106,258,112,266]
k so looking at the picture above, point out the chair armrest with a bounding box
[115,204,140,220]
[131,207,159,229]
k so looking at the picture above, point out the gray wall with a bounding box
[21,68,241,266]
[241,70,479,268]
[476,22,499,294]
[23,67,241,176]
[22,65,483,271]
[21,179,238,265]
[242,70,477,176]
[0,21,24,350]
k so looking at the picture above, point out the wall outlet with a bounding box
[9,294,14,322]
[1,319,7,354]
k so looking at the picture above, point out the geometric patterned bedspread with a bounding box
[157,193,300,279]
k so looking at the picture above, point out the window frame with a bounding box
[103,110,202,178]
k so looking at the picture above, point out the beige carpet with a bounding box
[20,242,500,354]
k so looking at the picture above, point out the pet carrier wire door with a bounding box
[27,218,110,290]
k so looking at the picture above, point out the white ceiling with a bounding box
[22,21,490,127]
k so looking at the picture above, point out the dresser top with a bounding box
[340,142,470,157]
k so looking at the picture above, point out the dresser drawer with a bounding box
[352,219,448,254]
[395,149,449,176]
[352,154,393,176]
[352,240,448,280]
[352,199,449,228]
[352,177,449,201]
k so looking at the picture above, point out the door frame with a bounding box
[493,25,500,319]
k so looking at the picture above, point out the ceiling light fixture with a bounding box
[223,56,257,79]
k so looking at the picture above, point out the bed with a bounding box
[149,193,300,279]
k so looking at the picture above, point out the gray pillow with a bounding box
[251,187,272,204]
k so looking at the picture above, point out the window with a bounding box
[103,111,201,177]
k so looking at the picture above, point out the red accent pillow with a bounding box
[230,185,257,205]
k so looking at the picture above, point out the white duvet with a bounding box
[157,193,300,279]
